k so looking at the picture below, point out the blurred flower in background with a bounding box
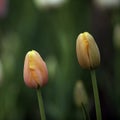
[94,0,120,9]
[113,24,120,49]
[74,80,88,107]
[34,0,67,9]
[0,0,8,18]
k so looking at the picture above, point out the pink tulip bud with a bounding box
[23,50,48,88]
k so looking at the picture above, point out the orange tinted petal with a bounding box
[23,50,48,88]
[76,32,100,69]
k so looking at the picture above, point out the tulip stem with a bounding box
[90,70,102,120]
[81,104,86,120]
[81,103,90,120]
[36,89,46,120]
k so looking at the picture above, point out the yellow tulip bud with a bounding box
[76,32,100,69]
[23,50,48,88]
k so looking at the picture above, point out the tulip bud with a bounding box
[76,32,100,69]
[23,50,48,88]
[74,80,88,107]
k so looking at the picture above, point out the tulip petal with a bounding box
[76,32,100,69]
[23,50,48,88]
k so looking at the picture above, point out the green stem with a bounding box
[81,104,86,120]
[81,103,90,120]
[36,89,46,120]
[90,70,102,120]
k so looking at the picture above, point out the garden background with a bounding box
[0,0,120,120]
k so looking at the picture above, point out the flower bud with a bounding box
[76,32,100,69]
[23,50,48,88]
[74,80,88,107]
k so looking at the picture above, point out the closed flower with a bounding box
[23,50,48,88]
[74,80,88,107]
[76,32,100,69]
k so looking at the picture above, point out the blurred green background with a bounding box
[0,0,120,120]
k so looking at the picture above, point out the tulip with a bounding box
[23,50,48,88]
[74,80,90,120]
[74,80,88,107]
[34,0,67,9]
[76,32,100,69]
